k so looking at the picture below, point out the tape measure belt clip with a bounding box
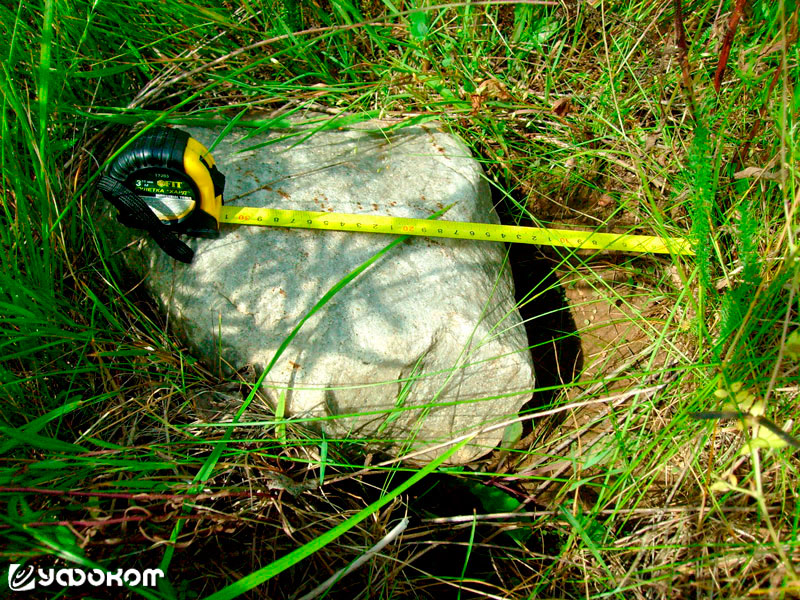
[98,175,195,263]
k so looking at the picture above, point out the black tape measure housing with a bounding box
[100,127,225,263]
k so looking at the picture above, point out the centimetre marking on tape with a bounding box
[219,206,695,255]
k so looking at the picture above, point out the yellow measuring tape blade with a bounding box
[220,206,694,255]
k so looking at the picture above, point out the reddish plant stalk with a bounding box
[674,0,697,119]
[0,486,275,500]
[714,0,748,93]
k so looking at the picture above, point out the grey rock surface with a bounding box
[112,118,534,463]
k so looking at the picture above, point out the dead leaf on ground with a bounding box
[733,166,779,181]
[475,77,512,101]
[552,96,574,117]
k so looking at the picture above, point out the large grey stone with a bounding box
[112,118,534,463]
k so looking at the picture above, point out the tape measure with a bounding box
[100,127,694,262]
[99,127,225,262]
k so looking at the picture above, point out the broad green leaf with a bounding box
[409,12,429,41]
[464,480,530,544]
[500,421,522,451]
[786,329,800,361]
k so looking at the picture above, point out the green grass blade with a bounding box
[202,434,473,600]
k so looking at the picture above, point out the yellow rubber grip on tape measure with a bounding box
[184,137,222,222]
[219,206,694,255]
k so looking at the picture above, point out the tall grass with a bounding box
[2,0,799,598]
